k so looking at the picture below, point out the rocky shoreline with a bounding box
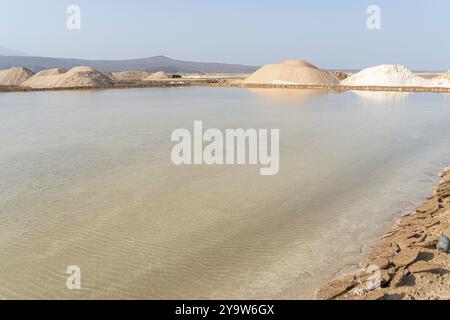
[316,166,450,300]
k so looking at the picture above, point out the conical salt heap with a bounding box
[111,71,150,81]
[23,66,113,88]
[0,67,34,86]
[144,71,171,80]
[243,60,340,86]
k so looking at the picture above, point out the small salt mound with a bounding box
[243,60,340,86]
[23,66,113,88]
[111,71,150,81]
[430,76,450,88]
[33,68,67,77]
[341,64,443,87]
[145,71,171,80]
[0,67,34,86]
[430,71,450,88]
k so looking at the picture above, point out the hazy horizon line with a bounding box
[1,45,449,73]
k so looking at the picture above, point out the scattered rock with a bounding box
[441,171,450,183]
[391,250,419,268]
[364,289,386,300]
[370,258,391,270]
[384,292,414,300]
[437,181,450,194]
[380,269,393,287]
[370,243,400,260]
[398,238,418,250]
[390,267,408,287]
[408,261,443,274]
[382,230,399,239]
[315,276,357,300]
[436,235,449,253]
[426,221,440,228]
[414,238,438,249]
[416,197,440,214]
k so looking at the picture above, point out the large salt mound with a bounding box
[111,71,149,81]
[23,66,113,89]
[341,64,448,87]
[243,60,340,86]
[0,67,34,86]
[144,71,171,80]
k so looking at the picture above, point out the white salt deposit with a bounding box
[342,64,450,88]
[430,72,450,88]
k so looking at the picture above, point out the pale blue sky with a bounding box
[1,0,449,70]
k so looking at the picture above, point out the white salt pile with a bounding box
[431,77,450,88]
[342,64,450,88]
[0,67,34,86]
[144,71,171,80]
[23,66,113,89]
[111,71,150,81]
[243,60,340,86]
[431,71,450,88]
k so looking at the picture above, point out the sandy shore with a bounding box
[0,79,232,92]
[316,166,450,300]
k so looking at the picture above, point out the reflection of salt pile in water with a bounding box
[0,67,34,86]
[249,88,329,104]
[342,64,450,88]
[351,90,410,103]
[23,66,113,88]
[111,71,150,81]
[144,71,171,80]
[243,60,340,86]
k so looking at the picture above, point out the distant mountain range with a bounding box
[0,48,258,74]
[0,45,29,57]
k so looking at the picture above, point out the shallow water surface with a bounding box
[0,87,449,299]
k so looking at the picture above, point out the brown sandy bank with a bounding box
[316,166,450,300]
[2,81,450,94]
